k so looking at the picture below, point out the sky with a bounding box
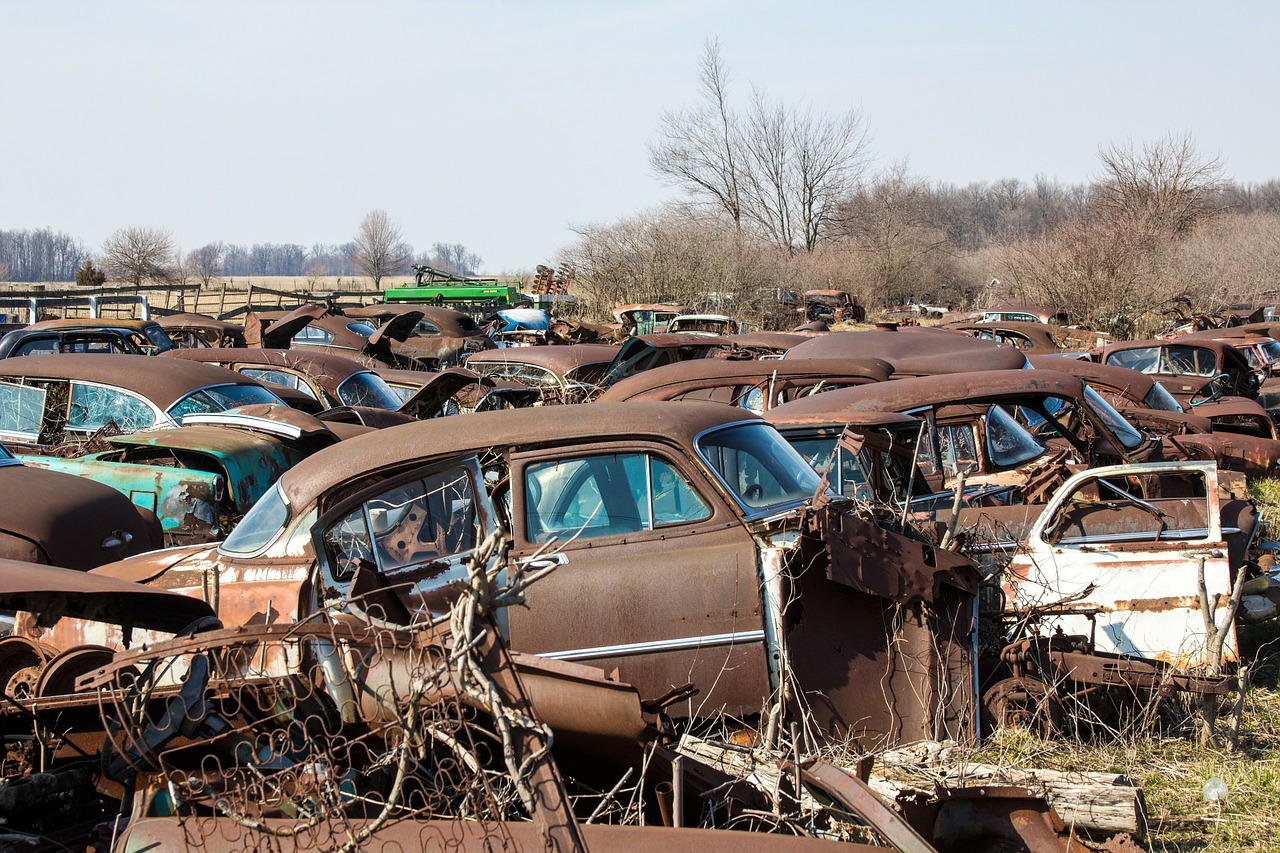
[3,1,1277,274]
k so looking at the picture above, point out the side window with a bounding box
[1107,347,1159,374]
[650,457,711,525]
[0,381,46,437]
[238,368,318,400]
[14,338,59,356]
[67,383,156,431]
[524,453,708,543]
[937,423,979,478]
[293,327,334,344]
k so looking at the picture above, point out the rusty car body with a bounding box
[613,303,687,336]
[462,343,621,404]
[0,354,288,446]
[950,321,1110,352]
[154,311,248,348]
[1095,337,1260,406]
[83,402,982,751]
[245,304,438,369]
[0,442,162,569]
[345,303,494,364]
[598,357,894,413]
[802,289,865,323]
[0,317,176,358]
[783,328,1032,374]
[984,460,1260,726]
[161,346,411,415]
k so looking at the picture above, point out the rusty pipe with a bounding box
[654,781,674,828]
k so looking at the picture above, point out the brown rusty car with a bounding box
[783,328,1031,374]
[0,442,162,569]
[85,402,981,750]
[0,354,287,446]
[597,357,893,412]
[1094,337,1260,405]
[462,343,620,404]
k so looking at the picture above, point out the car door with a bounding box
[506,443,770,712]
[1006,461,1237,669]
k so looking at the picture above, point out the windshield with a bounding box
[1083,384,1145,451]
[1259,340,1280,364]
[1143,381,1184,412]
[168,383,286,419]
[985,405,1048,468]
[697,422,826,514]
[787,436,875,501]
[336,372,403,409]
[220,482,289,556]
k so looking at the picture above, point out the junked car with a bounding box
[462,343,620,404]
[345,303,493,364]
[0,354,288,446]
[87,402,982,749]
[155,312,248,348]
[597,357,894,413]
[980,460,1266,731]
[613,303,687,336]
[1094,337,1260,407]
[0,441,162,568]
[162,347,413,419]
[245,304,436,370]
[783,328,1032,374]
[0,317,176,358]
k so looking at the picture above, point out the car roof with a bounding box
[765,369,1086,423]
[278,401,758,509]
[162,347,374,391]
[0,353,267,408]
[26,318,160,332]
[464,344,620,372]
[598,357,893,402]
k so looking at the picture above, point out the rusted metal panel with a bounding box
[0,558,215,634]
[0,463,162,570]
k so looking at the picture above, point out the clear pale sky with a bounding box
[3,1,1276,273]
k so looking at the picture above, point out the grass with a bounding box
[962,478,1280,850]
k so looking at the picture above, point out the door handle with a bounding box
[520,552,569,572]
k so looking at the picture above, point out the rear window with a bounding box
[168,383,285,419]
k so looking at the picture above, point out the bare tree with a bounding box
[185,242,224,288]
[101,227,177,286]
[648,38,744,229]
[837,163,954,306]
[352,210,413,289]
[1094,132,1226,238]
[650,39,871,255]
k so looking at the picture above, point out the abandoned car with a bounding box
[83,401,982,750]
[0,354,288,446]
[0,441,162,568]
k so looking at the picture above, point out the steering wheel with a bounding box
[743,483,765,503]
[1189,373,1229,407]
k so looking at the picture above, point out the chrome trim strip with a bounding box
[538,630,766,662]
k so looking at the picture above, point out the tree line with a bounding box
[0,212,483,288]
